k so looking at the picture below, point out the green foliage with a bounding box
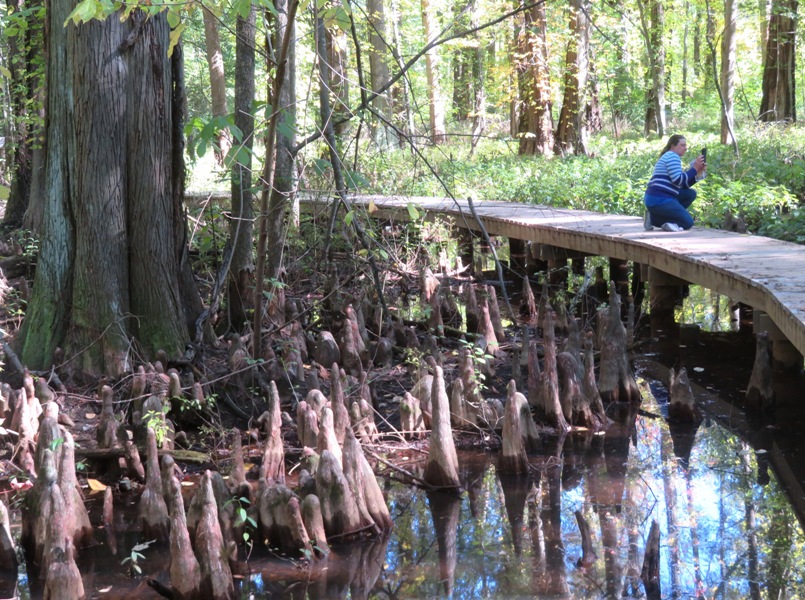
[144,405,170,448]
[457,338,491,392]
[185,115,244,164]
[225,495,257,548]
[121,539,155,576]
[355,123,805,241]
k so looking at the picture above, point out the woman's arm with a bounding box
[662,153,697,188]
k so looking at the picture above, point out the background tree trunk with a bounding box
[368,0,399,148]
[391,0,415,139]
[327,26,350,136]
[516,0,554,156]
[421,0,447,144]
[202,6,232,163]
[3,0,44,229]
[227,6,257,332]
[759,0,771,63]
[759,0,797,122]
[451,0,474,122]
[721,0,737,143]
[18,7,200,376]
[554,0,589,156]
[265,0,297,285]
[469,9,486,154]
[639,0,666,136]
[586,50,603,135]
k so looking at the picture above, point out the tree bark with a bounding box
[227,6,257,332]
[18,8,201,376]
[202,6,232,162]
[368,0,399,148]
[638,0,666,136]
[759,0,797,122]
[3,0,44,229]
[760,0,771,63]
[554,0,589,156]
[516,0,554,156]
[721,0,737,143]
[264,0,297,285]
[327,26,350,136]
[421,0,447,143]
[253,0,299,359]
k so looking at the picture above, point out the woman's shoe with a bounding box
[661,222,683,232]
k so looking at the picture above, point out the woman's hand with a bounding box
[692,155,707,174]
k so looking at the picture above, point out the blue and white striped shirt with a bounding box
[645,151,698,201]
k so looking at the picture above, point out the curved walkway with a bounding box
[306,194,805,357]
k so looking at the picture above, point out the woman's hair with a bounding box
[660,134,685,158]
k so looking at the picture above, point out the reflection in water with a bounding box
[240,395,805,598]
[370,395,805,598]
[257,534,389,599]
[676,286,735,332]
[426,491,460,597]
[41,395,802,599]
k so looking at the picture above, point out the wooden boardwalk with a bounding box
[302,194,805,358]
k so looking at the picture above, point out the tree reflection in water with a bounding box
[252,393,805,599]
[371,397,805,599]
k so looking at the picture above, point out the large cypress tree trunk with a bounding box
[17,6,201,376]
[759,0,797,122]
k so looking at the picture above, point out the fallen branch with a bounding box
[75,447,211,465]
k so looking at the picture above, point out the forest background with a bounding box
[0,0,804,375]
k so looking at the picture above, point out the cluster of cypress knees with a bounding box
[0,265,777,599]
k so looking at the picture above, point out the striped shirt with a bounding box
[645,151,698,200]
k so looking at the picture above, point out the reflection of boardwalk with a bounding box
[302,194,805,356]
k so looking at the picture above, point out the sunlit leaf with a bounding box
[168,23,186,57]
[87,478,107,492]
[332,5,350,31]
[64,0,98,26]
[166,9,181,28]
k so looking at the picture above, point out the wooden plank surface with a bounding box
[301,194,805,358]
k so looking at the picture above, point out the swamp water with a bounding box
[8,388,805,599]
[7,286,805,599]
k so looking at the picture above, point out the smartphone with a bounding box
[701,147,707,161]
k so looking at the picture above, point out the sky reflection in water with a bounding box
[341,397,805,599]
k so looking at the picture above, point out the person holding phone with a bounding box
[643,134,707,231]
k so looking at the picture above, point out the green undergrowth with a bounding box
[351,122,805,241]
[186,121,805,243]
